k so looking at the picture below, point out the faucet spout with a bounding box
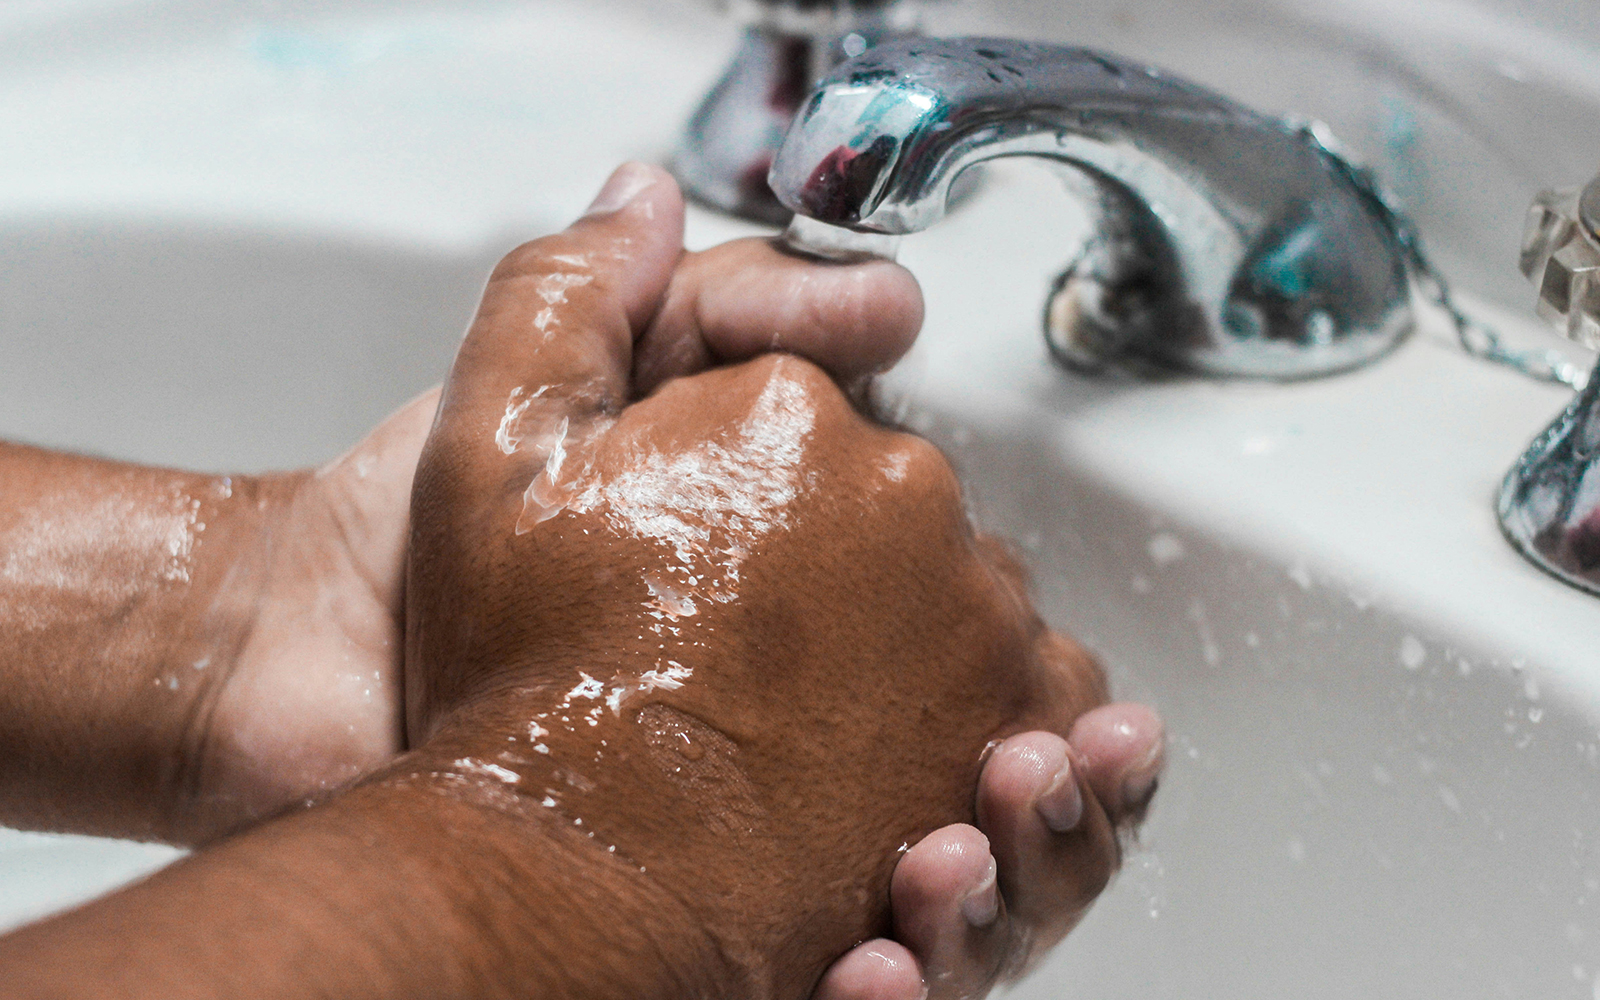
[768,37,1415,379]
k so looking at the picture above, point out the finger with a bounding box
[1068,702,1165,825]
[439,162,686,443]
[632,237,923,395]
[975,731,1118,961]
[812,940,925,1000]
[891,824,1013,1000]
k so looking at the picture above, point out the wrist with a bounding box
[0,449,290,842]
[180,467,407,843]
[360,753,740,1000]
[1,751,732,1000]
[408,686,896,1000]
[160,470,307,842]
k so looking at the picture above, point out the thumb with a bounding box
[434,162,685,463]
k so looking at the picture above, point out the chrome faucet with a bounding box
[675,0,921,224]
[1498,173,1600,597]
[767,36,1417,380]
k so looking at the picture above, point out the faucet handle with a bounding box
[1497,172,1600,599]
[1520,175,1600,350]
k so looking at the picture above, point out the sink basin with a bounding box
[2,0,1598,995]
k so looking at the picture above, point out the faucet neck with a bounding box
[769,37,1415,378]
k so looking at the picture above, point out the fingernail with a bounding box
[583,162,658,217]
[1120,740,1164,814]
[1035,759,1083,833]
[866,949,928,1000]
[958,857,1000,928]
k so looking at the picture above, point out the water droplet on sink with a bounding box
[1399,635,1426,671]
[1287,561,1313,590]
[1147,532,1185,566]
[1186,599,1220,667]
[1438,785,1462,814]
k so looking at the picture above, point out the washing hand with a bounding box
[0,163,1162,1000]
[392,162,1162,997]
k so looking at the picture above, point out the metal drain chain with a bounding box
[1293,119,1590,391]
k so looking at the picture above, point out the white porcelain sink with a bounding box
[2,0,1599,995]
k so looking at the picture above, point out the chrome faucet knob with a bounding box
[674,0,922,224]
[1498,173,1600,597]
[768,37,1415,379]
[1520,178,1600,349]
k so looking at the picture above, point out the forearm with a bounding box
[0,441,295,841]
[0,750,729,1000]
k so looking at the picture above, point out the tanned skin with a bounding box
[0,164,1163,1000]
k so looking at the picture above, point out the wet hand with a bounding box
[199,160,1163,1000]
[402,163,1143,999]
[194,169,923,834]
[814,704,1164,1000]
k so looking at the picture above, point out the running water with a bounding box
[782,215,902,263]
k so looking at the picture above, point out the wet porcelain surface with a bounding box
[1,0,1598,995]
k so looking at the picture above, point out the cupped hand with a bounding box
[400,163,1163,998]
[195,161,1161,999]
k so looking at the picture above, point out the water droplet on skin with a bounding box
[659,726,705,762]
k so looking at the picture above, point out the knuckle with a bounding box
[491,238,550,281]
[721,353,853,421]
[490,233,593,286]
[878,433,962,503]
